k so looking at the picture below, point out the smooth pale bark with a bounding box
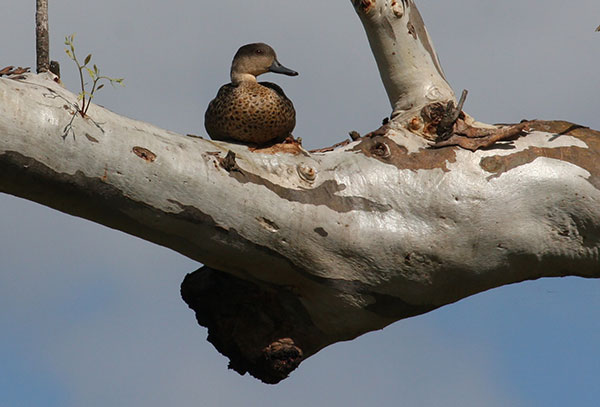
[351,0,455,124]
[1,0,599,384]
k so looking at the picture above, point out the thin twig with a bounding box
[454,90,468,120]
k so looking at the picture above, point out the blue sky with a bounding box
[2,1,600,406]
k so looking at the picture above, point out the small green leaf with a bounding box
[84,54,92,65]
[93,64,99,74]
[85,67,95,79]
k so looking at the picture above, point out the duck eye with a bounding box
[255,49,263,54]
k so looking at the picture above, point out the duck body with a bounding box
[205,43,298,145]
[205,80,295,144]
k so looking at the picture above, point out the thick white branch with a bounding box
[352,0,455,122]
[1,2,598,383]
[1,74,599,332]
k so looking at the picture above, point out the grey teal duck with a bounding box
[205,43,298,145]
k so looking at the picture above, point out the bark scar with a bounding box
[391,0,406,18]
[353,0,375,13]
[132,146,156,162]
[85,133,99,143]
[407,21,417,39]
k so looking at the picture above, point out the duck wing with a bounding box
[259,81,289,100]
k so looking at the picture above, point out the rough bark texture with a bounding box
[181,267,311,384]
[1,0,598,384]
[36,0,49,73]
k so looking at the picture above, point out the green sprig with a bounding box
[64,34,124,116]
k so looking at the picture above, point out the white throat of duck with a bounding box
[230,72,258,85]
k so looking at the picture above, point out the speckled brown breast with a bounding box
[205,81,296,144]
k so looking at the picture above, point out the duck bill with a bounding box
[269,59,298,76]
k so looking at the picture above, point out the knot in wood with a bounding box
[409,116,423,131]
[370,141,391,158]
[297,164,316,182]
[262,338,303,378]
[391,0,405,18]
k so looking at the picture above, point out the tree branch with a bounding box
[1,73,599,382]
[2,0,599,384]
[36,0,50,73]
[351,0,455,124]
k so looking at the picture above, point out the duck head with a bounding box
[230,43,298,84]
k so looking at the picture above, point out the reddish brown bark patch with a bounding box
[354,0,375,13]
[310,139,351,153]
[352,135,457,172]
[250,140,304,155]
[132,146,156,162]
[0,66,30,78]
[84,133,99,143]
[432,120,528,151]
[479,121,600,189]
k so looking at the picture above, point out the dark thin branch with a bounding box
[436,89,469,141]
[455,89,469,118]
[36,0,50,73]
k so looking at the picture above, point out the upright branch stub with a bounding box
[352,0,455,125]
[36,0,50,73]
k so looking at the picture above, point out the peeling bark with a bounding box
[1,0,599,384]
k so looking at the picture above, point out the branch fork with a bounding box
[352,0,528,151]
